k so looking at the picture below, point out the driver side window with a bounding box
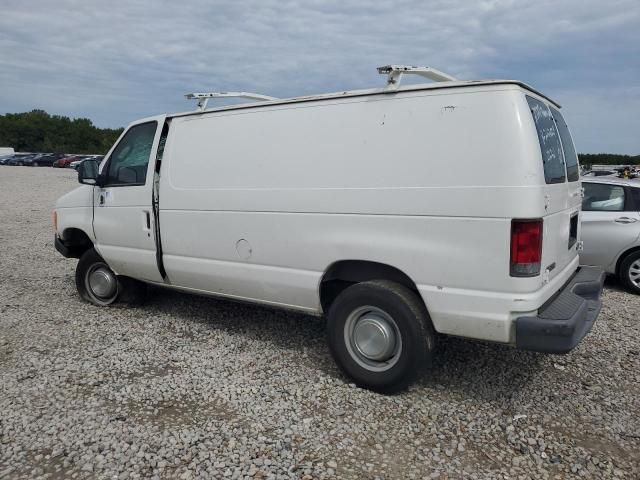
[105,122,157,186]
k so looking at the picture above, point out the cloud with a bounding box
[0,0,638,153]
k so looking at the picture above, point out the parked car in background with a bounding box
[69,159,83,170]
[615,166,638,179]
[1,153,40,165]
[53,155,79,168]
[26,153,66,167]
[581,177,640,294]
[71,155,103,170]
[20,153,45,166]
[6,153,37,165]
[1,153,104,167]
[4,154,31,165]
[582,170,617,177]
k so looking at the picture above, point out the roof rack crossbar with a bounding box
[185,92,279,111]
[377,65,457,91]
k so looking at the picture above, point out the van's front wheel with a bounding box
[76,249,119,305]
[75,249,146,306]
[327,280,435,393]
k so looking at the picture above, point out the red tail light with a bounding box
[510,219,543,277]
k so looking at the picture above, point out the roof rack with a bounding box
[185,92,279,111]
[377,65,457,91]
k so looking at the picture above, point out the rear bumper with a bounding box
[515,266,605,353]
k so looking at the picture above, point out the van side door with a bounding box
[93,116,166,282]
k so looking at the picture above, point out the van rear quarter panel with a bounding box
[158,86,562,342]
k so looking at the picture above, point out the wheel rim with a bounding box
[344,306,402,372]
[629,259,640,288]
[85,263,118,305]
[34,162,39,166]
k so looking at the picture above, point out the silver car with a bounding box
[581,177,640,294]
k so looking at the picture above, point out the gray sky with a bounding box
[1,0,638,154]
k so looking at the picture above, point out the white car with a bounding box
[54,65,604,392]
[69,159,83,170]
[581,177,640,294]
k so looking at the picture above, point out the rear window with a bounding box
[526,96,565,184]
[550,107,579,182]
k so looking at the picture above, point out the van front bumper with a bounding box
[55,235,73,257]
[55,235,84,258]
[515,266,605,354]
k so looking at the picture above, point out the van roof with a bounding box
[168,79,560,121]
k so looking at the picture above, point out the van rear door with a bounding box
[526,96,581,283]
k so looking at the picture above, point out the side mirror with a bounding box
[78,160,100,185]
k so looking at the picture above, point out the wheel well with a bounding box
[616,246,640,275]
[61,228,93,258]
[319,260,420,314]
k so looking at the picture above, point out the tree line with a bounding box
[577,153,639,167]
[0,110,123,154]
[0,110,637,163]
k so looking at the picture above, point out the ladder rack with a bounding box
[185,92,279,111]
[377,65,457,91]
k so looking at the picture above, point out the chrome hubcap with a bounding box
[344,306,402,372]
[87,265,117,300]
[629,259,640,288]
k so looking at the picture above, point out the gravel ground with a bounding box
[1,166,639,480]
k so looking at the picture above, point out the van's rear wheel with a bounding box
[620,251,640,295]
[76,249,146,306]
[327,280,435,393]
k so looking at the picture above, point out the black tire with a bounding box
[75,249,147,306]
[619,251,640,295]
[327,280,435,394]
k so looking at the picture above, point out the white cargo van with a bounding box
[54,66,604,392]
